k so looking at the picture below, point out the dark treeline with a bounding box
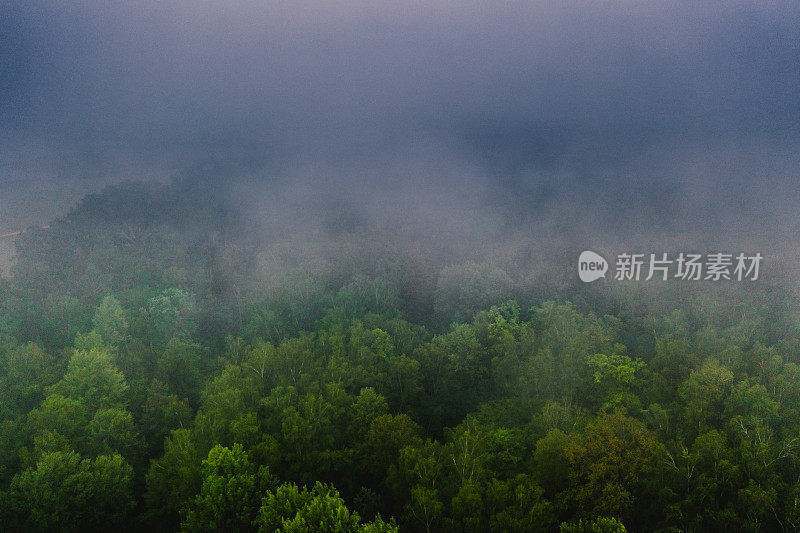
[1,180,800,532]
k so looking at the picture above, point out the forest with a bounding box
[0,179,798,532]
[4,0,800,530]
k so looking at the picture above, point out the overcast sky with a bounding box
[1,1,799,241]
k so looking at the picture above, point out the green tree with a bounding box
[678,358,734,434]
[2,342,59,414]
[180,443,272,532]
[3,450,134,532]
[145,428,203,529]
[93,294,129,346]
[50,347,128,411]
[146,288,199,343]
[87,407,143,460]
[27,394,89,456]
[563,412,664,526]
[157,338,205,405]
[256,481,397,532]
[366,413,422,477]
[560,516,627,532]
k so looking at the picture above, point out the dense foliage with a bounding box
[1,181,799,532]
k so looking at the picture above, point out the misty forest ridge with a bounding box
[1,1,800,532]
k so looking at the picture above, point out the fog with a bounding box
[2,1,800,264]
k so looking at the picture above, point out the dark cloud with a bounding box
[1,1,799,250]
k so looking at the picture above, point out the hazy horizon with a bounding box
[2,2,799,251]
